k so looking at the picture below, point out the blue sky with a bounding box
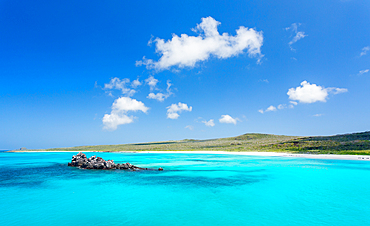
[1,0,370,149]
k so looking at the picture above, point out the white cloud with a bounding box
[313,114,323,117]
[102,114,134,131]
[137,16,264,70]
[131,78,142,88]
[106,91,114,97]
[102,97,149,131]
[287,81,327,103]
[290,32,306,46]
[260,82,346,114]
[185,125,194,130]
[147,80,173,102]
[110,96,148,113]
[278,103,296,109]
[135,60,144,67]
[167,102,192,119]
[94,81,100,89]
[360,46,370,56]
[104,77,129,90]
[202,119,215,127]
[286,23,307,50]
[147,93,167,102]
[359,69,369,75]
[219,115,237,125]
[104,77,136,96]
[330,87,348,94]
[289,101,297,108]
[260,102,294,114]
[266,105,277,112]
[277,104,285,110]
[145,75,159,91]
[165,80,173,94]
[167,112,180,119]
[258,79,269,83]
[287,81,348,103]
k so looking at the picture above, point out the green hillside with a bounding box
[23,131,370,155]
[267,131,370,155]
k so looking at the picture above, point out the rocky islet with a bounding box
[68,152,163,171]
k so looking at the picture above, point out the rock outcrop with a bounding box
[68,152,162,171]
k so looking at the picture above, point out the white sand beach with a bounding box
[122,151,370,161]
[10,150,370,161]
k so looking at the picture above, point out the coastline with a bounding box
[7,150,370,161]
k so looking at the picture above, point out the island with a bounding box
[68,152,163,171]
[12,131,370,156]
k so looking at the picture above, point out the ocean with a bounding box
[1,152,370,225]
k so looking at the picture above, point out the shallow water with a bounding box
[1,152,370,225]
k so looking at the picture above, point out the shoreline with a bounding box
[6,150,370,161]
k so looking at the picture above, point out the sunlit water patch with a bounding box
[1,152,370,225]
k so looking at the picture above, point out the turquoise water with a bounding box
[1,152,370,225]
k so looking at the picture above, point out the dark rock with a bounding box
[67,152,160,171]
[119,163,129,169]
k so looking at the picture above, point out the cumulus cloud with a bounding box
[260,82,346,114]
[266,105,277,112]
[359,69,369,75]
[147,80,173,102]
[286,23,307,51]
[287,81,348,103]
[131,78,142,88]
[102,114,134,131]
[137,16,264,70]
[104,77,136,96]
[219,115,237,125]
[102,97,149,131]
[166,102,192,119]
[147,93,167,102]
[360,46,370,57]
[145,75,159,91]
[202,119,215,127]
[287,81,328,103]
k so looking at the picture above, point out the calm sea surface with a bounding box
[1,152,370,226]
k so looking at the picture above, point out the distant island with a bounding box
[10,131,370,155]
